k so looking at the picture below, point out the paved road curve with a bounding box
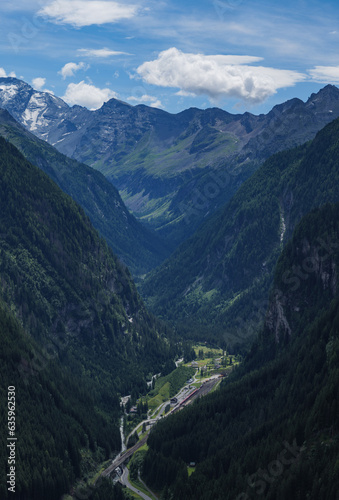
[120,465,154,500]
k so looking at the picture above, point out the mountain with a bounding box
[1,77,339,246]
[141,117,339,348]
[0,135,173,391]
[0,136,174,498]
[0,108,168,276]
[140,202,339,500]
[0,300,123,500]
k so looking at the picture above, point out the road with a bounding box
[101,434,149,479]
[120,465,154,500]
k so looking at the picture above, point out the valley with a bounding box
[97,347,229,500]
[1,79,339,247]
[142,117,339,348]
[0,75,339,500]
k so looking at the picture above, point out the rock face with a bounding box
[265,204,339,344]
[1,77,339,245]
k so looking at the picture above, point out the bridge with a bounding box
[101,433,149,478]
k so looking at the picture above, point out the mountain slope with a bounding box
[1,77,339,246]
[0,108,168,276]
[0,135,176,498]
[142,117,339,348]
[0,300,123,500]
[0,136,173,392]
[141,202,339,500]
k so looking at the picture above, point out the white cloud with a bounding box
[175,90,195,97]
[31,78,54,94]
[32,77,46,90]
[39,0,138,27]
[78,48,131,58]
[62,81,117,109]
[0,68,17,78]
[127,94,163,108]
[308,66,339,84]
[136,47,306,104]
[59,62,88,79]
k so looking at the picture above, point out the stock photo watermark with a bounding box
[179,168,234,225]
[17,288,114,386]
[213,0,245,21]
[7,386,16,494]
[8,1,48,55]
[223,230,339,345]
[235,439,303,499]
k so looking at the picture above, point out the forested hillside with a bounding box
[142,117,339,348]
[0,109,167,276]
[0,300,125,500]
[0,137,175,499]
[1,78,339,247]
[141,202,339,499]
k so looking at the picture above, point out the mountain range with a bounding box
[1,76,339,499]
[1,78,339,246]
[0,108,167,276]
[142,116,339,349]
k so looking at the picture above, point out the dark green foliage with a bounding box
[142,117,339,348]
[0,137,176,499]
[91,478,124,500]
[127,431,140,449]
[0,299,120,500]
[141,203,339,499]
[183,342,196,362]
[0,136,174,391]
[0,109,168,275]
[129,449,147,481]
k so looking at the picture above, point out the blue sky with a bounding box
[0,0,339,114]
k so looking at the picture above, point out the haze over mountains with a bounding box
[1,78,339,247]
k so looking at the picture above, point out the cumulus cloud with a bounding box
[78,48,131,58]
[39,0,138,27]
[62,81,117,109]
[31,77,54,94]
[32,77,46,90]
[127,94,163,108]
[59,62,88,79]
[0,68,16,78]
[308,66,339,84]
[136,48,306,104]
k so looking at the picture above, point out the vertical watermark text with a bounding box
[7,386,16,494]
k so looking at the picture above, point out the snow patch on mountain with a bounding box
[22,93,50,131]
[0,84,19,104]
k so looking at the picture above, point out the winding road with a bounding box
[120,465,156,500]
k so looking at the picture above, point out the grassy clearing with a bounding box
[147,366,195,411]
[185,344,242,379]
[148,381,170,411]
[187,466,196,477]
[127,449,158,500]
[193,344,224,358]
